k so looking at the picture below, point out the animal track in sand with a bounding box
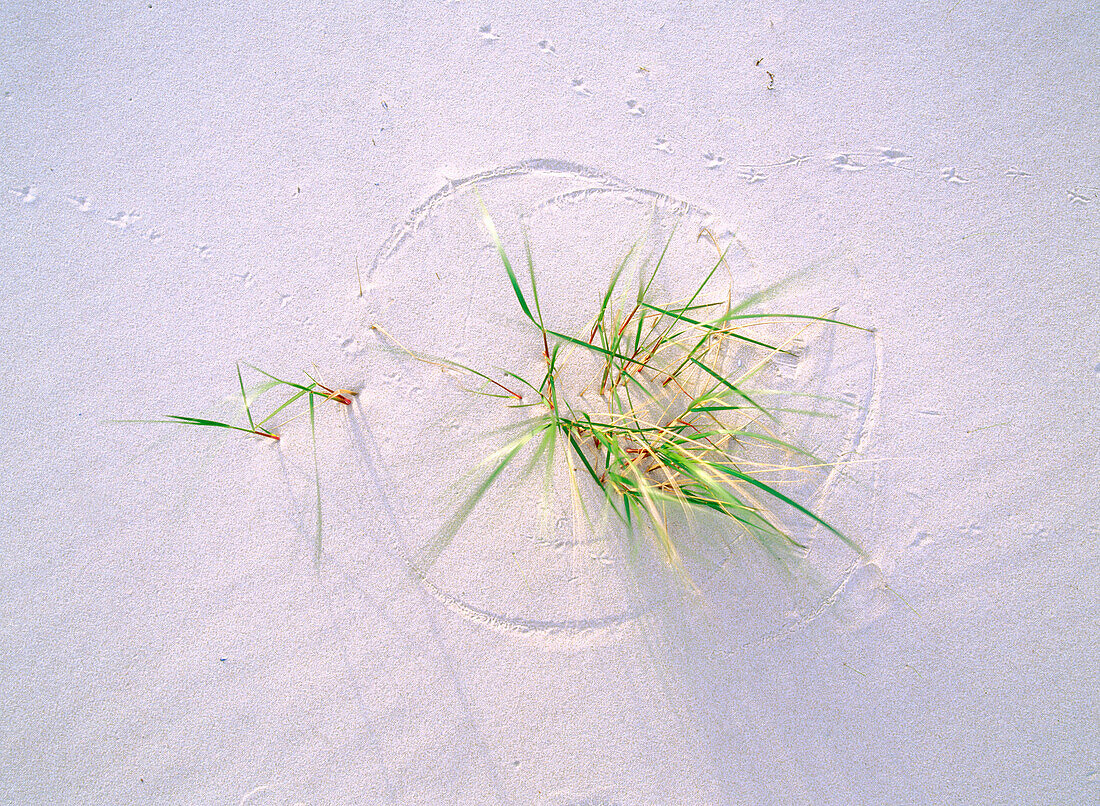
[940,166,969,184]
[106,210,141,230]
[876,148,914,167]
[570,77,592,97]
[737,167,767,184]
[1067,188,1094,205]
[1,184,306,297]
[8,184,38,204]
[701,152,726,169]
[10,187,189,247]
[440,5,1089,203]
[831,154,867,172]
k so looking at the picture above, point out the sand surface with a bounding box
[1,2,1098,804]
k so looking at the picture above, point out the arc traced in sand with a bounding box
[359,160,882,644]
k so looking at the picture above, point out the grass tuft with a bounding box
[396,207,868,588]
[130,363,356,567]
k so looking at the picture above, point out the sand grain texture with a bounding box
[1,1,1097,804]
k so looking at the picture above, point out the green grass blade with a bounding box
[647,242,731,349]
[237,363,257,432]
[546,327,652,372]
[637,219,679,305]
[256,386,313,427]
[687,357,776,421]
[309,392,322,567]
[160,415,272,438]
[639,301,785,353]
[590,239,639,343]
[245,363,316,394]
[419,426,542,570]
[711,464,864,555]
[478,198,537,325]
[523,228,547,331]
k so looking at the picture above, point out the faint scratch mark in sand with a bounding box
[781,154,812,167]
[415,569,644,646]
[364,159,643,284]
[238,785,276,806]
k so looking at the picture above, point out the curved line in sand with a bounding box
[366,160,882,642]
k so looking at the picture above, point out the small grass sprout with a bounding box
[130,363,356,566]
[140,363,355,441]
[387,203,871,589]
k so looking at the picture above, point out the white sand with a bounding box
[1,2,1097,804]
